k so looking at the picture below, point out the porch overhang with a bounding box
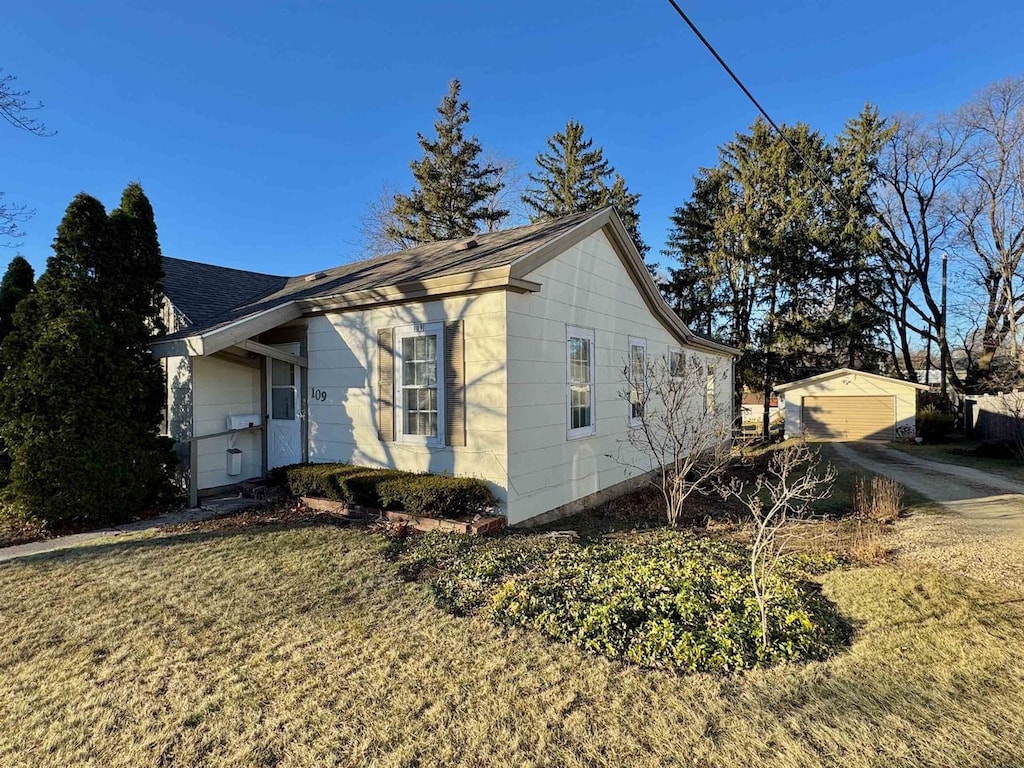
[151,267,541,361]
[152,302,303,359]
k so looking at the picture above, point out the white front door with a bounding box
[267,344,303,469]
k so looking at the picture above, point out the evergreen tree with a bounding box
[828,105,892,372]
[522,120,610,218]
[0,254,35,481]
[0,187,172,527]
[523,119,649,257]
[663,115,890,395]
[0,255,34,348]
[387,79,506,243]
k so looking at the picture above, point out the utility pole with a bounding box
[940,252,948,402]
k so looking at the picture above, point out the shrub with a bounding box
[917,405,955,442]
[0,501,48,547]
[853,476,904,523]
[377,475,496,519]
[398,530,848,673]
[277,463,496,518]
[275,463,404,507]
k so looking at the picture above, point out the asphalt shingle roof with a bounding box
[160,209,602,340]
[162,258,288,326]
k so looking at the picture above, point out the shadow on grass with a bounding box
[1,515,362,569]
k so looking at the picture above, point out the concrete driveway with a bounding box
[831,441,1024,590]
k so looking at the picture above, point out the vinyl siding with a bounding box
[191,355,263,489]
[305,291,509,508]
[505,229,734,525]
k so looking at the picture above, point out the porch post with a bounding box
[189,437,199,508]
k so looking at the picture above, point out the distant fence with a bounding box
[965,392,1024,442]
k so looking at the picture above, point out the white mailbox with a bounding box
[226,413,261,430]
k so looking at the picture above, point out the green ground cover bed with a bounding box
[396,530,847,673]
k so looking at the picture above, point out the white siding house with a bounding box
[154,208,737,525]
[504,229,732,524]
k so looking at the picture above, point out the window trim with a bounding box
[566,325,597,440]
[668,346,685,378]
[394,322,445,447]
[628,336,647,427]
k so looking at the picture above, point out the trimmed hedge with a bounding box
[378,475,496,519]
[398,531,848,674]
[274,463,496,518]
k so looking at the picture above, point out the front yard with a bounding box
[2,511,1024,767]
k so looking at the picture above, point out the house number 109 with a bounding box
[311,387,328,402]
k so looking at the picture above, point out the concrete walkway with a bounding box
[0,497,258,565]
[831,442,1024,530]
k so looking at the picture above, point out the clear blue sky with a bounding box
[4,1,1023,277]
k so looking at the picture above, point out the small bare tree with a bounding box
[612,351,734,526]
[2,68,53,243]
[356,181,414,259]
[718,441,836,648]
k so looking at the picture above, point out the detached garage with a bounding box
[775,368,928,442]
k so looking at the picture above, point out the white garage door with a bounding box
[802,396,895,441]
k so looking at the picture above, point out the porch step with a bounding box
[237,479,286,502]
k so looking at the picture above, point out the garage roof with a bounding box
[774,367,929,393]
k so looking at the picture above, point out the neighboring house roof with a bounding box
[741,393,778,407]
[774,367,930,393]
[162,257,288,326]
[154,207,739,360]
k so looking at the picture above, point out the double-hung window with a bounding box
[668,348,685,378]
[628,336,647,426]
[395,323,444,446]
[566,326,596,439]
[705,368,716,414]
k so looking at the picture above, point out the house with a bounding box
[154,208,737,526]
[774,368,928,441]
[740,392,779,421]
[739,391,781,437]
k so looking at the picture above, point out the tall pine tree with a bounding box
[0,186,172,527]
[387,79,506,243]
[663,115,890,395]
[522,119,648,256]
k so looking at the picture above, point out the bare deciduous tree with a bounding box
[717,440,836,648]
[874,114,972,386]
[612,352,735,527]
[955,77,1024,378]
[356,182,413,259]
[1,68,52,244]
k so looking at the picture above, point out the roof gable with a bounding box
[774,367,929,393]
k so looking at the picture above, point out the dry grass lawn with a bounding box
[888,440,1024,482]
[2,521,1024,768]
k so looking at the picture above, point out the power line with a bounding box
[664,0,842,202]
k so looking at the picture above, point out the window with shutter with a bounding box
[394,323,444,447]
